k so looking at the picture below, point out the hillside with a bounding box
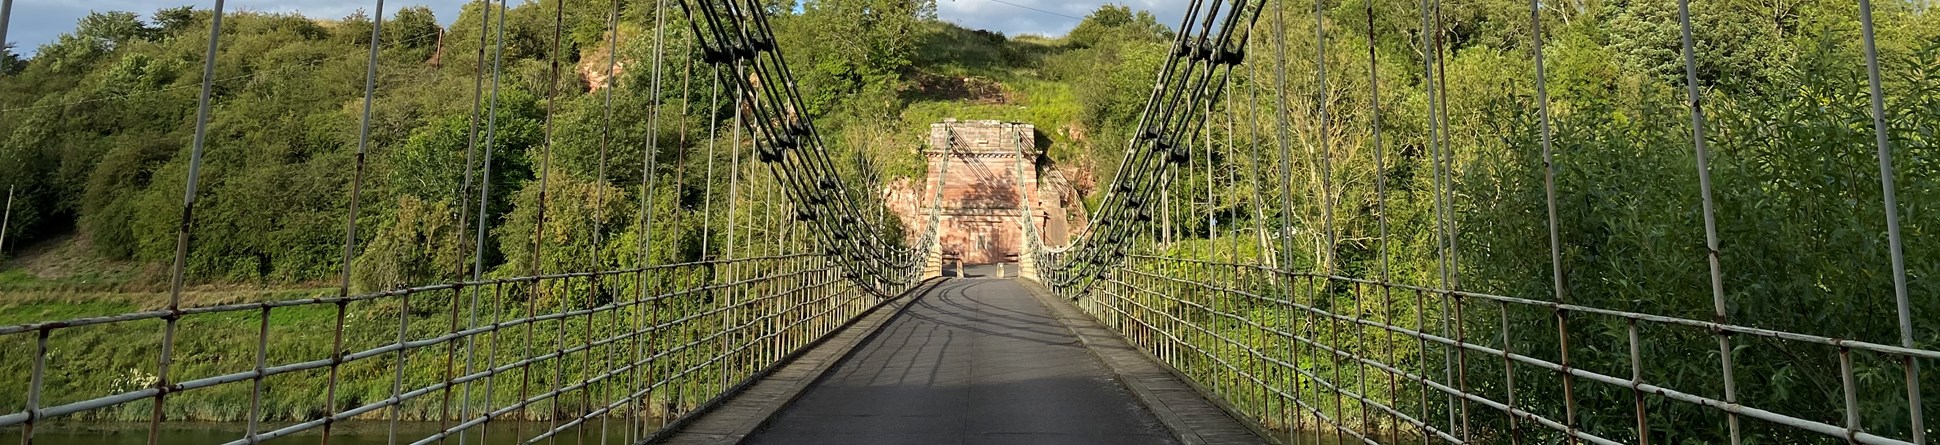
[0,3,1174,292]
[0,3,1180,423]
[2,0,1938,437]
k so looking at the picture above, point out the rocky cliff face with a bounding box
[1035,165,1090,246]
[579,33,628,91]
[883,177,927,241]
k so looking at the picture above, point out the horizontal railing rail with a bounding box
[1064,254,1934,445]
[0,253,916,444]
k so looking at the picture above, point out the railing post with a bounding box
[1,184,12,257]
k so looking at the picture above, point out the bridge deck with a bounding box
[657,267,1266,445]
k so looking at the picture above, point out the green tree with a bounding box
[352,196,464,293]
[785,0,937,115]
[1066,5,1172,49]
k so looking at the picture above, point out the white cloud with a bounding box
[933,0,1182,37]
[6,0,471,55]
[3,0,1188,56]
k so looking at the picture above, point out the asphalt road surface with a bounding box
[745,272,1178,445]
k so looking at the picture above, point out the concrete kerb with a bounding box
[1017,278,1278,445]
[648,277,948,444]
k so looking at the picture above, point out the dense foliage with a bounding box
[0,0,939,290]
[0,0,1934,441]
[0,0,940,422]
[1126,0,1940,442]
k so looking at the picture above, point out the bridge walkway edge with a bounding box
[651,275,1270,445]
[1017,279,1275,445]
[646,278,946,445]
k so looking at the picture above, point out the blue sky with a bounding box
[935,0,1177,37]
[5,0,1183,56]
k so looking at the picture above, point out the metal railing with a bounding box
[0,253,935,444]
[0,0,937,443]
[1029,0,1937,444]
[1064,254,1938,444]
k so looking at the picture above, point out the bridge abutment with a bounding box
[908,120,1079,274]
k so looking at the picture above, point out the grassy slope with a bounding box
[0,234,159,292]
[0,20,1104,424]
[895,24,1091,173]
[1,236,372,422]
[0,232,799,423]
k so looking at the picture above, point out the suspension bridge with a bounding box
[1,0,1934,444]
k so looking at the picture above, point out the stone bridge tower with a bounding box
[920,119,1070,266]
